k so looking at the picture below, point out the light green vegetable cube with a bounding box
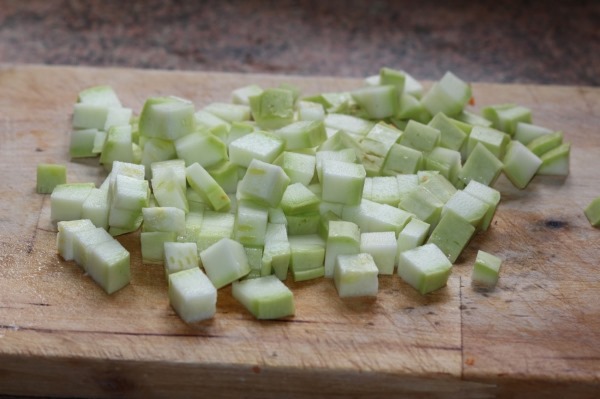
[111,174,149,211]
[324,113,375,136]
[321,160,366,206]
[86,239,130,294]
[263,223,291,279]
[428,112,468,151]
[537,142,570,176]
[457,142,504,187]
[200,238,250,289]
[175,131,228,169]
[72,103,109,130]
[36,163,67,194]
[196,211,235,253]
[421,72,471,117]
[503,140,542,189]
[229,131,285,168]
[278,151,316,186]
[70,128,98,158]
[169,268,217,323]
[427,210,475,263]
[139,96,196,140]
[526,131,563,157]
[56,219,95,261]
[286,212,321,236]
[584,196,600,227]
[235,200,269,246]
[396,174,420,202]
[238,159,290,208]
[249,88,295,130]
[77,85,121,107]
[82,188,109,229]
[368,176,401,206]
[315,149,356,182]
[207,161,240,194]
[420,174,457,203]
[324,220,360,277]
[514,122,553,145]
[400,120,441,152]
[164,242,199,276]
[142,207,186,235]
[232,84,263,106]
[396,218,430,261]
[103,107,132,131]
[382,144,424,175]
[297,100,325,121]
[351,85,399,119]
[399,186,444,228]
[455,110,491,128]
[471,250,502,287]
[152,169,189,212]
[289,234,325,273]
[232,275,295,319]
[467,126,510,159]
[275,120,327,150]
[151,159,187,192]
[281,183,321,216]
[425,147,462,184]
[50,183,95,222]
[397,244,453,295]
[204,102,251,123]
[141,231,177,264]
[397,93,431,122]
[379,67,406,92]
[186,163,230,211]
[443,190,490,228]
[99,125,134,170]
[482,104,531,136]
[360,232,397,275]
[463,181,501,231]
[72,227,114,269]
[334,253,379,298]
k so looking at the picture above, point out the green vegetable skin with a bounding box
[47,67,574,324]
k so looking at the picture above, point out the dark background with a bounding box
[1,0,598,85]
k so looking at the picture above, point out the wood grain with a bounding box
[0,65,599,398]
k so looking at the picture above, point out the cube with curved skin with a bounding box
[334,253,379,298]
[200,238,250,289]
[232,275,295,319]
[398,244,452,295]
[321,160,366,206]
[169,268,217,323]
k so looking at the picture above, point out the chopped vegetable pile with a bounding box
[37,68,579,323]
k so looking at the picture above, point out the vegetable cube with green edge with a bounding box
[455,110,492,128]
[138,96,195,140]
[289,234,326,273]
[69,128,98,158]
[315,149,356,182]
[397,244,453,295]
[286,212,321,235]
[200,238,250,289]
[537,143,571,176]
[514,122,553,145]
[421,71,471,117]
[584,196,600,227]
[72,103,109,130]
[242,246,264,280]
[235,200,269,246]
[467,126,510,159]
[82,188,109,229]
[361,122,402,158]
[111,174,149,211]
[471,250,502,288]
[186,163,230,211]
[175,131,228,169]
[396,93,431,123]
[343,199,413,235]
[232,275,295,319]
[268,207,287,225]
[207,161,240,194]
[196,211,235,253]
[428,112,468,151]
[152,169,189,212]
[224,121,254,145]
[400,120,441,152]
[368,176,401,206]
[56,219,95,261]
[382,143,424,176]
[456,142,504,188]
[360,232,397,275]
[275,120,327,150]
[204,102,251,123]
[427,210,475,263]
[103,107,132,131]
[179,211,204,244]
[237,159,290,208]
[420,174,457,203]
[92,130,107,154]
[36,163,67,194]
[77,85,121,107]
[482,104,531,136]
[379,67,406,92]
[164,242,199,276]
[169,268,217,323]
[263,223,291,279]
[399,186,444,228]
[317,210,341,240]
[281,183,321,216]
[321,160,365,206]
[50,183,95,222]
[324,221,360,277]
[351,85,399,119]
[142,207,186,235]
[86,238,130,294]
[194,110,229,132]
[108,215,142,237]
[396,218,430,261]
[249,88,295,130]
[443,190,490,229]
[503,140,542,189]
[72,227,114,269]
[229,131,284,168]
[334,253,379,298]
[99,125,134,171]
[396,174,420,203]
[140,138,177,177]
[526,131,563,157]
[425,147,462,184]
[297,100,325,121]
[151,159,186,192]
[232,84,263,106]
[141,231,177,264]
[324,113,375,136]
[277,152,316,186]
[463,181,501,231]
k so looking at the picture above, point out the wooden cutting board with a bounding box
[0,65,599,398]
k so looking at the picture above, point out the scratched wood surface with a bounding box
[0,65,599,398]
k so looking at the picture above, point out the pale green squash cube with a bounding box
[169,268,217,323]
[99,125,134,171]
[463,181,501,231]
[325,221,360,277]
[77,85,121,107]
[263,223,291,279]
[175,131,228,169]
[197,211,235,253]
[482,104,531,136]
[471,250,502,287]
[36,163,67,194]
[428,112,468,151]
[467,126,510,159]
[324,113,375,136]
[503,140,542,189]
[279,151,316,186]
[457,142,504,187]
[232,84,263,106]
[141,231,177,264]
[584,196,600,227]
[398,244,453,295]
[249,88,295,130]
[275,120,327,150]
[400,120,441,152]
[82,188,109,229]
[72,227,114,269]
[57,219,95,261]
[86,239,130,294]
[427,210,475,263]
[281,183,321,216]
[396,218,430,261]
[164,242,199,276]
[399,186,444,228]
[72,103,109,130]
[200,238,250,289]
[421,72,471,117]
[50,183,95,222]
[382,144,424,175]
[514,122,553,145]
[70,128,98,158]
[186,163,230,211]
[537,142,570,176]
[321,160,366,206]
[204,102,251,123]
[238,159,290,208]
[297,100,325,121]
[139,96,196,140]
[351,85,399,119]
[235,200,269,246]
[142,207,186,235]
[360,232,397,275]
[334,253,379,298]
[232,275,295,319]
[290,234,326,273]
[443,190,490,228]
[229,131,285,168]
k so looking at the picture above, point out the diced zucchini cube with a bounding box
[471,250,502,288]
[229,131,285,168]
[111,174,149,211]
[249,88,295,129]
[77,85,121,107]
[275,120,327,150]
[164,242,199,276]
[175,131,228,169]
[289,234,326,273]
[397,93,431,122]
[142,207,186,234]
[57,219,95,261]
[526,131,563,157]
[334,253,379,298]
[232,84,263,106]
[278,151,316,186]
[72,227,114,269]
[428,112,468,151]
[140,231,177,264]
[420,174,457,203]
[396,174,420,202]
[152,170,189,212]
[351,85,399,119]
[425,147,462,184]
[463,181,501,231]
[204,102,251,123]
[238,159,290,208]
[186,162,230,211]
[286,212,321,236]
[196,211,235,253]
[263,223,291,279]
[232,275,295,319]
[421,72,471,117]
[235,200,269,246]
[400,120,441,152]
[396,218,430,261]
[397,244,453,295]
[399,185,444,228]
[297,100,326,121]
[151,159,187,191]
[169,268,217,323]
[514,122,553,145]
[207,161,240,194]
[104,107,132,131]
[455,110,492,128]
[36,163,67,194]
[324,113,375,136]
[537,142,571,176]
[99,125,134,171]
[324,221,360,277]
[382,143,424,175]
[368,176,401,206]
[72,103,109,130]
[86,239,130,294]
[427,210,475,263]
[360,232,397,275]
[139,96,196,140]
[281,183,321,216]
[50,183,95,222]
[482,104,531,136]
[315,149,356,182]
[584,196,600,227]
[457,142,504,187]
[443,190,490,228]
[200,238,250,289]
[467,126,510,159]
[321,160,366,206]
[70,128,98,158]
[82,188,110,229]
[502,140,542,189]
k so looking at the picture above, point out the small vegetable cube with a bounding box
[86,239,130,294]
[232,275,295,319]
[164,242,199,276]
[200,238,250,289]
[140,231,177,264]
[334,253,379,298]
[584,196,600,227]
[503,140,542,189]
[169,268,217,323]
[50,183,95,222]
[427,210,475,263]
[360,232,397,275]
[57,219,95,261]
[321,160,366,206]
[324,221,360,277]
[238,159,290,208]
[471,250,502,287]
[421,72,471,117]
[397,244,453,295]
[36,163,67,194]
